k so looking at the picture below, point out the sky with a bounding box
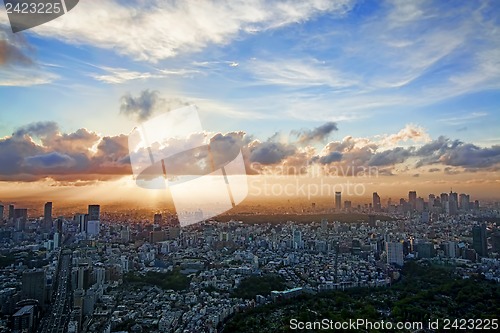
[0,0,499,207]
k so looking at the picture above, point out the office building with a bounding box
[88,205,100,221]
[54,232,60,249]
[14,208,28,221]
[321,218,328,233]
[56,219,63,234]
[154,213,163,225]
[22,269,46,306]
[368,214,376,227]
[14,208,28,231]
[472,224,487,257]
[408,191,417,210]
[0,204,3,221]
[44,202,52,230]
[372,192,381,212]
[492,232,500,253]
[12,305,36,333]
[459,193,470,211]
[428,194,435,208]
[86,205,100,238]
[293,229,302,249]
[416,197,425,213]
[444,241,457,258]
[344,200,351,210]
[334,192,341,210]
[77,214,88,234]
[447,191,458,215]
[386,242,404,266]
[121,227,130,242]
[9,204,14,220]
[87,220,100,237]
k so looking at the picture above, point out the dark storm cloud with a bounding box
[23,152,76,168]
[0,123,131,181]
[2,117,500,183]
[119,90,162,121]
[415,136,500,169]
[0,136,44,175]
[440,144,500,168]
[415,137,453,167]
[292,121,338,144]
[249,141,296,165]
[368,147,413,166]
[316,151,343,164]
[12,121,59,138]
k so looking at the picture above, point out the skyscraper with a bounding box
[293,229,302,249]
[386,242,404,266]
[472,224,487,257]
[368,214,376,227]
[154,213,162,225]
[372,192,381,212]
[77,214,88,234]
[22,269,46,306]
[492,232,500,253]
[8,204,14,220]
[44,202,53,230]
[335,192,341,211]
[415,197,425,213]
[56,219,63,234]
[87,220,100,237]
[449,191,458,215]
[87,205,100,238]
[408,191,417,210]
[344,200,352,210]
[88,205,100,221]
[14,208,28,221]
[321,218,328,233]
[428,194,435,208]
[459,193,470,211]
[0,204,3,221]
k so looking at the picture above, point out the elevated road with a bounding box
[38,252,72,333]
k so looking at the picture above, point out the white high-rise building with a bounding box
[87,220,100,237]
[386,242,404,266]
[444,241,457,258]
[94,267,105,286]
[292,229,302,249]
[53,232,60,249]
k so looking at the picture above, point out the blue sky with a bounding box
[0,0,499,200]
[1,0,498,141]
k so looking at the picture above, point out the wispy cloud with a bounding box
[90,67,157,84]
[438,112,488,126]
[16,0,354,63]
[89,66,201,84]
[248,58,358,89]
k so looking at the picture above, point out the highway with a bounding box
[38,252,73,333]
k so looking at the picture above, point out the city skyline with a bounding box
[0,186,489,221]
